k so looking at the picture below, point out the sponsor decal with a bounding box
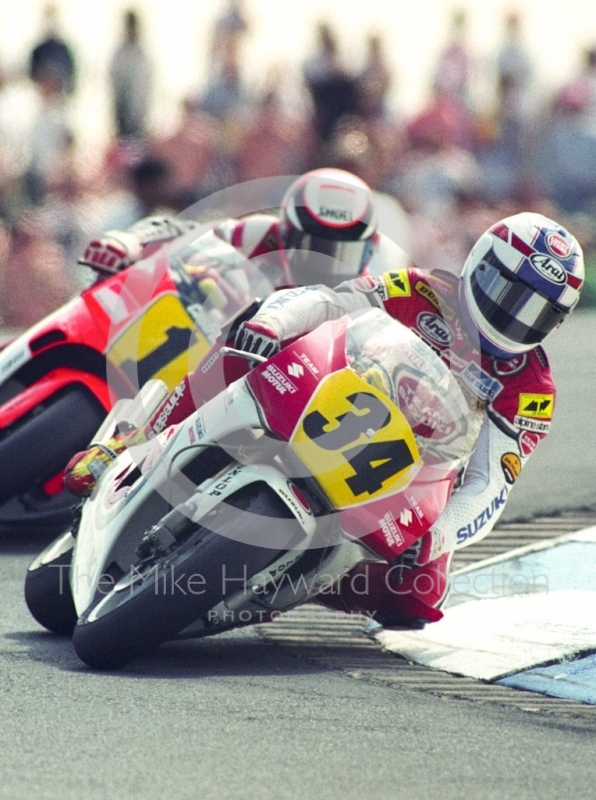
[517,393,554,419]
[383,270,411,298]
[261,363,298,395]
[448,351,468,371]
[288,482,312,514]
[416,312,454,347]
[546,233,571,259]
[200,350,220,374]
[195,416,206,440]
[535,347,549,369]
[455,377,487,412]
[397,375,459,439]
[407,494,425,523]
[529,253,566,284]
[399,508,413,527]
[188,424,196,445]
[0,341,30,379]
[456,487,508,544]
[379,511,405,549]
[461,363,503,401]
[414,280,455,320]
[318,206,352,223]
[298,352,320,376]
[287,363,305,378]
[152,382,187,433]
[501,452,521,484]
[519,430,541,457]
[514,415,551,433]
[208,464,244,496]
[492,353,527,377]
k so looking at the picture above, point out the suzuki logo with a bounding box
[287,363,305,378]
[400,509,413,527]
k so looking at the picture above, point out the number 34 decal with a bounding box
[291,371,420,509]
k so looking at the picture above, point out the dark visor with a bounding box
[284,228,372,277]
[471,249,568,345]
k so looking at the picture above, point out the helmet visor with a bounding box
[284,228,372,283]
[471,249,568,346]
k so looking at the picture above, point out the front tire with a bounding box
[72,486,292,669]
[24,530,77,634]
[0,386,106,505]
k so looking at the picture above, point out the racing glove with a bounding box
[79,231,143,272]
[234,319,281,358]
[64,427,149,497]
[78,217,199,272]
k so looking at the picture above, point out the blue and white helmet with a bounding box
[460,212,584,358]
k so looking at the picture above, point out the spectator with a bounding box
[150,98,219,206]
[496,12,533,157]
[109,10,152,140]
[199,36,246,122]
[303,22,359,142]
[209,0,249,79]
[234,85,310,181]
[24,66,72,205]
[357,34,392,118]
[0,214,74,328]
[433,9,471,106]
[29,4,76,96]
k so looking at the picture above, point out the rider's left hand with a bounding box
[235,320,281,358]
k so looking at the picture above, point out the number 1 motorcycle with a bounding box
[0,233,272,534]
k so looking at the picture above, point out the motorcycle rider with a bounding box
[229,211,584,628]
[80,167,378,288]
[65,167,380,493]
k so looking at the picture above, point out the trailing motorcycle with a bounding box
[0,233,271,533]
[27,308,474,668]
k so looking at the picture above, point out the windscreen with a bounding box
[345,309,476,467]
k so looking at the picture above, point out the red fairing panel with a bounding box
[339,465,457,562]
[246,318,349,442]
[0,369,111,430]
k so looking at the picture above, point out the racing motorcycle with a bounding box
[26,307,474,669]
[0,233,271,534]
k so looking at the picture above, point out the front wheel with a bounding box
[72,485,292,669]
[0,386,106,505]
[24,530,77,634]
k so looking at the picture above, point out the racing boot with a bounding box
[318,552,452,629]
[64,426,149,497]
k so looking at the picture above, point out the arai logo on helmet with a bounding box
[529,253,566,284]
[546,233,572,259]
[417,312,454,346]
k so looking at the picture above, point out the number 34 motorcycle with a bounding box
[0,234,270,534]
[26,307,476,669]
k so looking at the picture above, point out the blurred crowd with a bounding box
[1,2,596,329]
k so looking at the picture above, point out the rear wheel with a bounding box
[24,530,77,634]
[72,485,292,669]
[0,386,106,505]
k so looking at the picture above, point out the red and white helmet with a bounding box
[460,212,584,357]
[280,168,378,286]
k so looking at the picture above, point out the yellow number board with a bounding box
[290,370,420,509]
[107,294,210,390]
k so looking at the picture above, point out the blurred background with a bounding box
[2,0,596,327]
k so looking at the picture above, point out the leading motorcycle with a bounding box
[27,306,476,668]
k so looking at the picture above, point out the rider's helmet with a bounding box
[279,168,379,286]
[459,212,584,358]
